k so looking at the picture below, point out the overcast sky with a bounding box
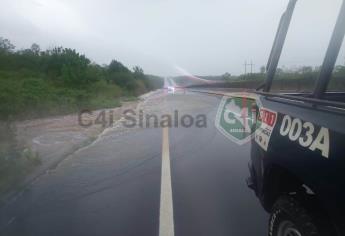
[1,0,344,76]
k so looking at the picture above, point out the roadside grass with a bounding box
[0,42,160,199]
[0,123,41,196]
[0,71,125,120]
[121,96,139,102]
[0,74,129,197]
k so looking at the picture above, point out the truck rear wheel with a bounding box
[269,196,320,236]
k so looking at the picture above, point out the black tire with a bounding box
[269,195,320,236]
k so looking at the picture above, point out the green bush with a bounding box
[0,123,41,194]
[0,37,161,121]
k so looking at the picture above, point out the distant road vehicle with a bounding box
[248,0,345,236]
[167,86,175,94]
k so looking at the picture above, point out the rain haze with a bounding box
[1,1,345,236]
[1,0,344,76]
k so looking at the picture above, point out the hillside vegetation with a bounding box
[229,66,345,92]
[196,66,345,92]
[0,37,164,195]
[0,37,163,121]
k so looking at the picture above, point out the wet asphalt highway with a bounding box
[0,91,268,236]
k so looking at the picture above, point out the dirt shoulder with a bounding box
[0,100,140,204]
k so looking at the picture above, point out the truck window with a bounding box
[270,1,343,94]
[328,66,345,92]
[327,36,345,93]
[324,27,345,103]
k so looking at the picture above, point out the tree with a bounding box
[60,49,90,86]
[30,43,40,55]
[133,66,151,90]
[260,66,266,74]
[299,66,313,74]
[133,66,143,74]
[133,66,144,79]
[84,63,103,84]
[107,72,135,89]
[222,72,232,80]
[106,60,138,89]
[44,47,91,85]
[276,68,283,75]
[0,37,15,53]
[108,60,129,73]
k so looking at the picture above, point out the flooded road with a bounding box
[0,90,268,236]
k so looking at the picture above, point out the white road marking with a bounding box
[159,127,175,236]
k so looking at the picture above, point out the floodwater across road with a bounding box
[0,90,268,236]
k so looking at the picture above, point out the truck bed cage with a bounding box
[260,0,345,102]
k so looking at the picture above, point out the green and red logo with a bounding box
[215,95,259,145]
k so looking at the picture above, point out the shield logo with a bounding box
[215,95,259,145]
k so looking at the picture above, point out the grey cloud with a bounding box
[1,0,344,76]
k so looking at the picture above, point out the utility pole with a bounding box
[249,60,255,74]
[244,61,248,75]
[244,60,255,75]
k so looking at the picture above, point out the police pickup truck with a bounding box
[247,1,345,236]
